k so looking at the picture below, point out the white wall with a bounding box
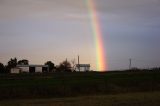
[76,67,90,72]
[35,67,42,73]
[19,67,29,73]
[11,68,20,74]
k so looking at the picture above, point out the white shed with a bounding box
[76,64,90,72]
[11,65,49,73]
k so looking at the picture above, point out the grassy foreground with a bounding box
[0,92,160,106]
[0,71,160,99]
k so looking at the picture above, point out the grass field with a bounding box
[0,71,160,100]
[0,92,160,106]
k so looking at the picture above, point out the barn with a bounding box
[11,65,49,73]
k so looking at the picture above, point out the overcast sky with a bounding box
[0,0,160,70]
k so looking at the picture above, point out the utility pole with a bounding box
[78,55,80,71]
[129,58,132,69]
[65,58,68,71]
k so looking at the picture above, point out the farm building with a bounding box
[11,67,22,74]
[11,65,49,73]
[76,64,90,72]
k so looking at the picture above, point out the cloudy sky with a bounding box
[0,0,160,70]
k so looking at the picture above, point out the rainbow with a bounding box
[86,0,108,71]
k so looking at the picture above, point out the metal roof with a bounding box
[76,64,90,67]
[17,65,48,67]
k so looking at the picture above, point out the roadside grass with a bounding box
[0,91,160,106]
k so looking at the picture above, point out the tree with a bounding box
[18,59,29,65]
[58,60,72,72]
[8,58,17,68]
[6,57,17,73]
[71,59,76,71]
[45,61,55,72]
[0,63,5,73]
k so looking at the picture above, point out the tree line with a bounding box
[0,57,74,73]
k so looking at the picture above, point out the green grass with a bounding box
[0,92,160,106]
[0,71,160,99]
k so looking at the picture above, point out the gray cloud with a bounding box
[98,0,160,69]
[0,0,160,70]
[0,0,87,20]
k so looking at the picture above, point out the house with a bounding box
[76,64,90,72]
[11,65,49,73]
